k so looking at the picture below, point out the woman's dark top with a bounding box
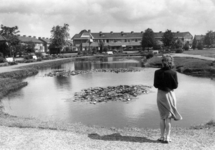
[154,67,178,92]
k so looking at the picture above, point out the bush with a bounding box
[37,58,42,61]
[197,42,203,50]
[146,53,154,59]
[175,49,183,53]
[8,62,17,65]
[0,57,5,63]
[23,55,33,60]
[183,42,190,51]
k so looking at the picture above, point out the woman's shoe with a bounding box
[163,137,172,144]
[157,137,164,142]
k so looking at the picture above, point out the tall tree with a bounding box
[173,38,183,49]
[204,30,214,48]
[141,28,155,51]
[98,40,104,53]
[162,29,174,49]
[0,25,20,57]
[50,24,70,54]
[192,37,197,49]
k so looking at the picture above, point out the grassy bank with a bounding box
[0,58,74,100]
[145,56,215,78]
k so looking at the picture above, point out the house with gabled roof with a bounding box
[38,37,52,52]
[17,35,45,53]
[0,35,7,43]
[72,30,193,51]
[193,35,205,43]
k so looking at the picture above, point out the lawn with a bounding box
[146,56,213,69]
[184,48,215,58]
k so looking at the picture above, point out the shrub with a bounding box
[24,55,33,60]
[146,53,154,59]
[0,57,5,63]
[0,52,3,57]
[8,62,17,65]
[37,58,42,61]
[175,49,183,53]
[183,42,190,51]
[197,42,203,50]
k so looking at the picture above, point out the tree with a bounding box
[141,28,155,51]
[50,24,70,54]
[98,40,104,53]
[25,41,35,53]
[173,38,183,49]
[0,25,20,57]
[162,29,174,49]
[197,42,203,50]
[192,37,197,49]
[183,41,190,50]
[204,30,214,48]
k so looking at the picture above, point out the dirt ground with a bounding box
[0,125,214,150]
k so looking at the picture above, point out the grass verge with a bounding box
[146,56,215,78]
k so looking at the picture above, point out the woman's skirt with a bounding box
[157,89,182,121]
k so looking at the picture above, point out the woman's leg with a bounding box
[165,118,172,141]
[159,119,165,138]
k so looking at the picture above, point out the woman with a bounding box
[154,55,182,143]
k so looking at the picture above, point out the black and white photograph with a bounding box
[0,0,215,149]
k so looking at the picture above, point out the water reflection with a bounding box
[74,57,141,70]
[54,76,72,90]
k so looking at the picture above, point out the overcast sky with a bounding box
[0,0,215,38]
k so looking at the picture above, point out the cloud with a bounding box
[0,0,215,37]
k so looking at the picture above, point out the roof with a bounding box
[0,35,8,42]
[194,35,205,40]
[18,35,43,43]
[66,40,73,45]
[72,31,192,40]
[39,37,52,44]
[72,32,143,40]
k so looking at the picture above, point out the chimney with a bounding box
[99,31,102,36]
[121,31,124,36]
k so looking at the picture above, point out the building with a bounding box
[0,35,7,43]
[193,35,205,44]
[72,30,193,51]
[154,31,193,44]
[38,37,52,52]
[17,35,45,53]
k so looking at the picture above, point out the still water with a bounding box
[1,57,215,128]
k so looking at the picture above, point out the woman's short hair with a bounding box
[162,55,174,69]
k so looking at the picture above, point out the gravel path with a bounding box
[0,126,214,150]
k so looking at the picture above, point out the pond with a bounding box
[1,56,215,128]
